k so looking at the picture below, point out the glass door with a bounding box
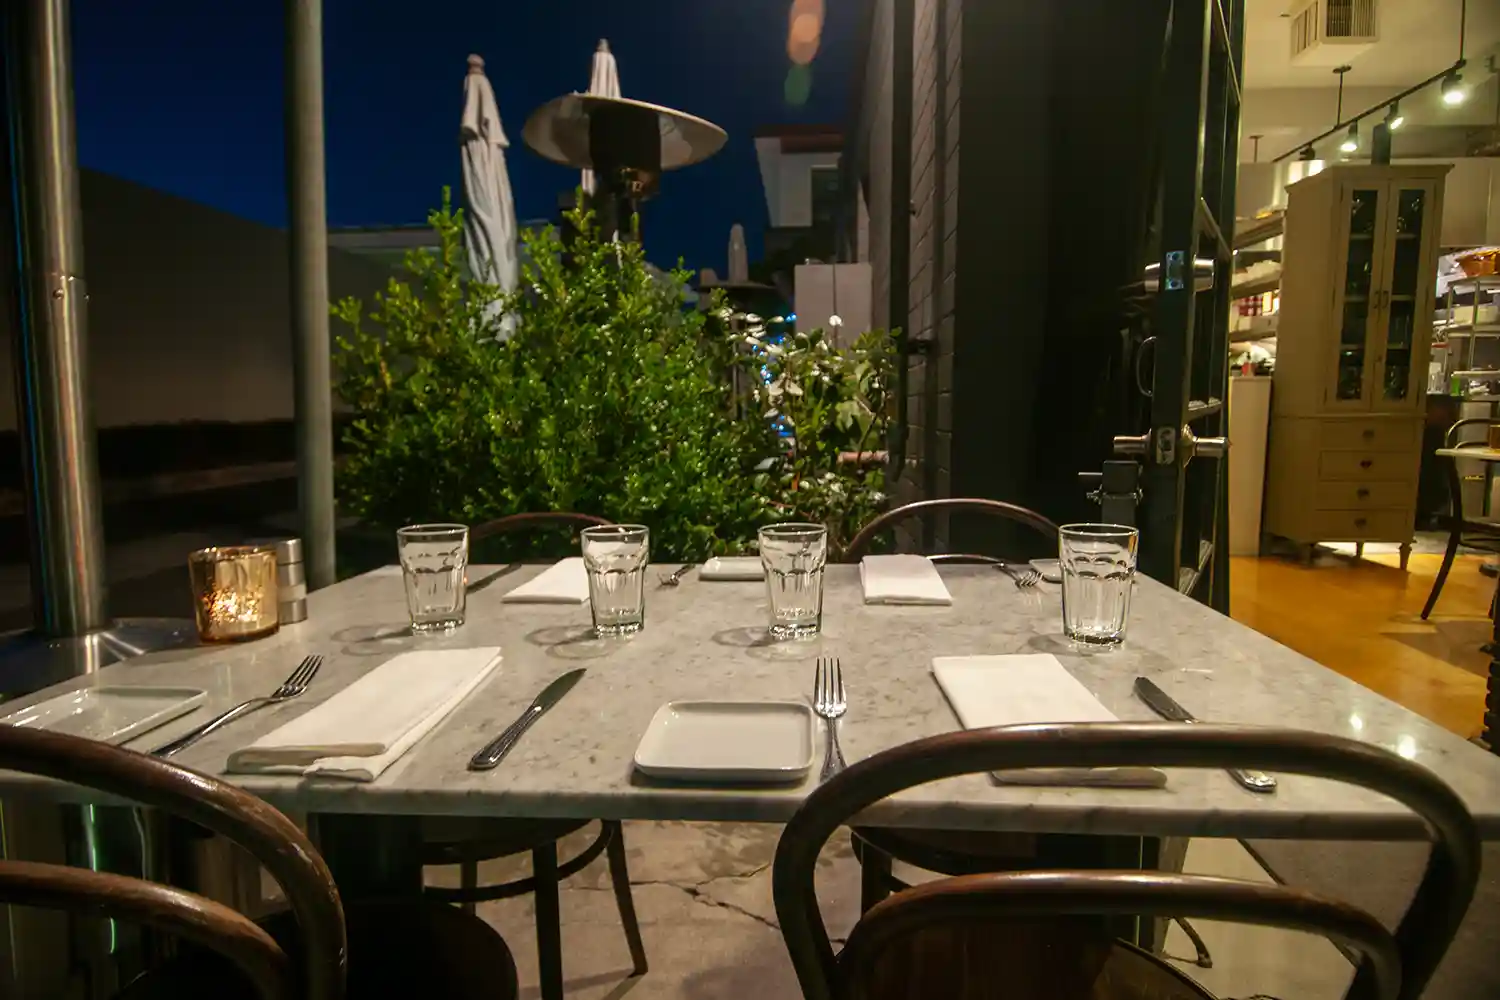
[1370,181,1438,411]
[1326,184,1386,409]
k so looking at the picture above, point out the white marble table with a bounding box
[6,564,1500,841]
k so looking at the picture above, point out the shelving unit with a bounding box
[1438,274,1500,379]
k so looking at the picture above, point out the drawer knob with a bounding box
[1357,487,1371,499]
[1354,517,1368,528]
[1359,459,1373,469]
[1362,429,1375,439]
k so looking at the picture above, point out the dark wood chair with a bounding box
[843,498,1059,565]
[0,724,518,1000]
[772,722,1480,1000]
[1422,417,1500,619]
[420,511,647,1000]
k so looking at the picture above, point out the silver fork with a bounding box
[154,655,323,757]
[657,563,696,588]
[814,656,847,781]
[996,561,1041,589]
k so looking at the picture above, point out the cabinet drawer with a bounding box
[1314,480,1414,508]
[1319,420,1418,451]
[1309,508,1411,541]
[1317,450,1415,480]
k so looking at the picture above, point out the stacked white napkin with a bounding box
[700,556,765,581]
[860,554,952,605]
[932,654,1165,788]
[226,647,500,782]
[501,557,590,603]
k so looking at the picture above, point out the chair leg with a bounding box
[603,821,648,975]
[533,842,564,1000]
[858,842,892,913]
[459,859,477,916]
[1422,528,1461,620]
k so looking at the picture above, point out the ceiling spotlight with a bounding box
[1441,71,1466,106]
[1385,101,1404,130]
[1340,122,1359,153]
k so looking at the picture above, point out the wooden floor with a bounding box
[1230,549,1491,739]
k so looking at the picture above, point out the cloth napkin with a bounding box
[932,654,1165,788]
[700,556,766,581]
[860,554,953,605]
[500,557,590,603]
[226,647,501,782]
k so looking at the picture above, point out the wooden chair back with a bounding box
[0,725,346,1000]
[843,499,1058,563]
[772,723,1480,1000]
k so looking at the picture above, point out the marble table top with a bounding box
[5,563,1500,840]
[1435,446,1500,463]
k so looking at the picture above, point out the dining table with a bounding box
[4,562,1500,896]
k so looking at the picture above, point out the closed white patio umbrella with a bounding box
[460,54,518,333]
[579,39,621,196]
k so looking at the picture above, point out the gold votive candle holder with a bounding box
[189,545,280,642]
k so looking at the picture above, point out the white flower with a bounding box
[828,314,844,327]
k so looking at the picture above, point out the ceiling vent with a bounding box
[1288,0,1378,66]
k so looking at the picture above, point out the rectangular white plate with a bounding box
[634,700,814,784]
[700,556,765,581]
[0,686,207,744]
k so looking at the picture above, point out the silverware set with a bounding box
[657,563,696,587]
[813,656,847,781]
[1133,676,1278,793]
[996,561,1042,589]
[155,655,323,757]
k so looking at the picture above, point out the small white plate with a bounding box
[700,556,765,581]
[634,700,814,783]
[0,686,207,744]
[1030,558,1062,583]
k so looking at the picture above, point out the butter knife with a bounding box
[468,668,586,771]
[1132,677,1278,793]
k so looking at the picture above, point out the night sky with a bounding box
[69,0,856,276]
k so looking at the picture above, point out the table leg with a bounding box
[1487,578,1499,753]
[310,814,424,898]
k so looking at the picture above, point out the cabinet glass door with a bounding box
[1372,182,1437,409]
[1329,186,1383,407]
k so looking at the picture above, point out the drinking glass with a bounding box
[759,523,828,639]
[397,523,469,631]
[581,524,649,636]
[1058,524,1139,646]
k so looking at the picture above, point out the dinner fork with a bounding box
[814,656,847,781]
[657,563,696,588]
[996,561,1041,589]
[155,655,323,757]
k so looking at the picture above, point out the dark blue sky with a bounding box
[70,0,855,275]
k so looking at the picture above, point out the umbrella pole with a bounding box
[284,0,336,590]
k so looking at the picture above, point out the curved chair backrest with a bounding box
[1443,417,1499,449]
[469,512,615,562]
[0,725,346,1000]
[772,723,1479,1000]
[843,499,1058,563]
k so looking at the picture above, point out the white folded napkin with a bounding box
[932,654,1165,788]
[700,556,765,581]
[860,554,952,605]
[500,557,590,603]
[226,647,501,782]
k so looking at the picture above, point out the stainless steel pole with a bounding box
[4,0,109,636]
[285,0,336,590]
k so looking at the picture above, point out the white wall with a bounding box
[0,171,396,430]
[755,138,840,229]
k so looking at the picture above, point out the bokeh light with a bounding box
[786,0,824,66]
[784,63,813,106]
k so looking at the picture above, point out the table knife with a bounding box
[468,668,586,771]
[1132,677,1278,793]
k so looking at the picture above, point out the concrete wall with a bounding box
[0,171,395,431]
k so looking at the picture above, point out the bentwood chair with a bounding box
[419,511,647,1000]
[843,498,1059,565]
[844,498,1062,908]
[773,723,1480,1000]
[1422,418,1500,620]
[0,724,518,1000]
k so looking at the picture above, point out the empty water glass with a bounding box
[581,524,649,636]
[397,523,469,632]
[1059,524,1139,646]
[759,523,828,639]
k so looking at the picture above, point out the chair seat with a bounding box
[417,816,591,865]
[117,899,518,1000]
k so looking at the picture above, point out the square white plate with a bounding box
[700,556,765,581]
[0,686,207,744]
[634,701,814,783]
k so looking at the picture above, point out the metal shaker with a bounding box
[249,537,307,624]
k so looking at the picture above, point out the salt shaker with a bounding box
[249,537,308,624]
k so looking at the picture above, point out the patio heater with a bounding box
[0,0,196,696]
[521,93,726,243]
